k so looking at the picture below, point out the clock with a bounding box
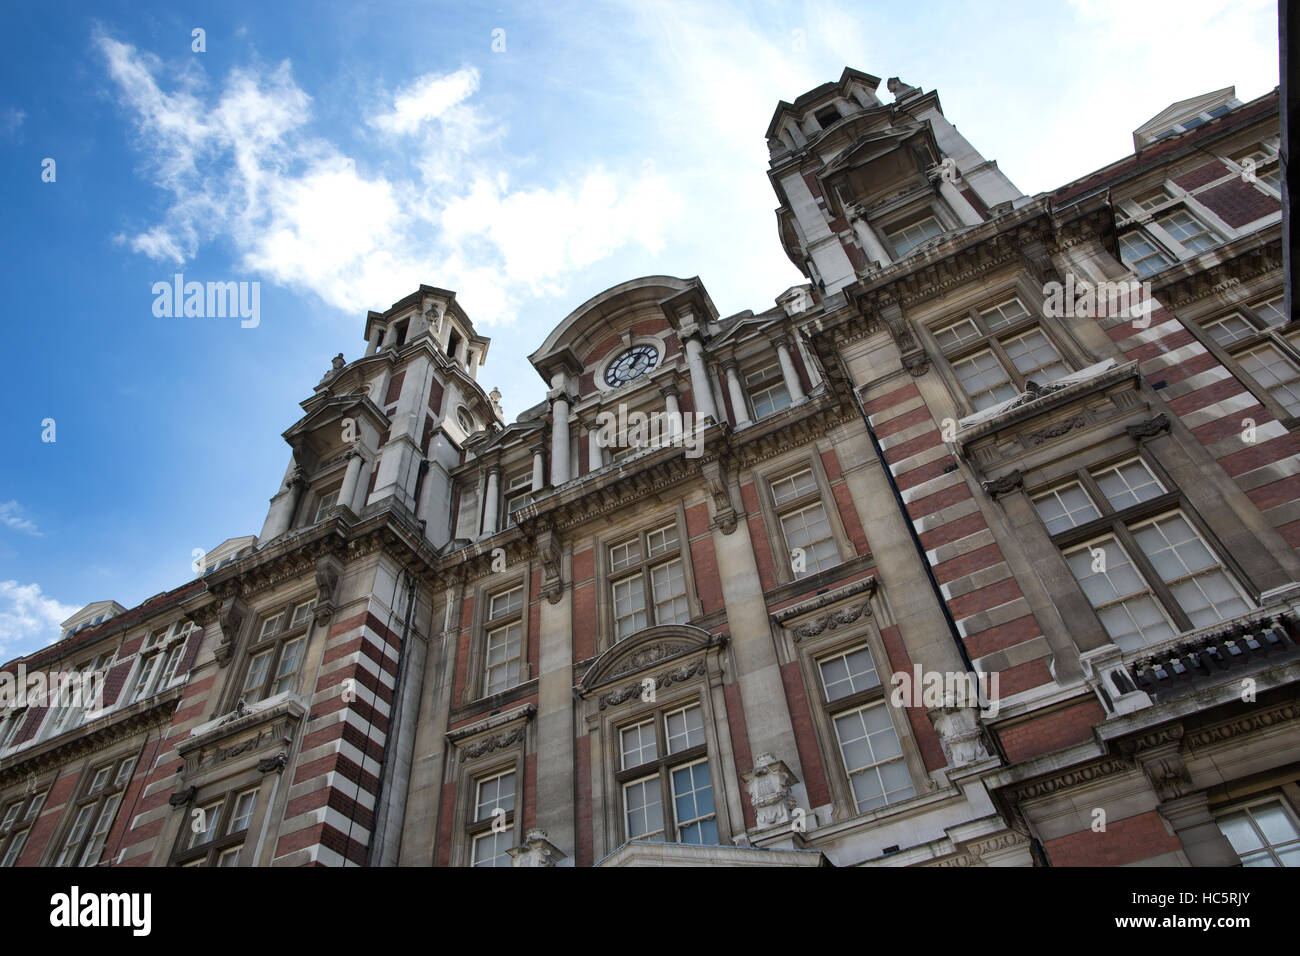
[604,345,659,387]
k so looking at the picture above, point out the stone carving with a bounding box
[981,470,1023,498]
[1126,413,1171,441]
[258,751,289,774]
[462,726,527,760]
[742,753,798,829]
[208,594,247,668]
[598,659,708,711]
[508,828,566,867]
[701,459,737,534]
[314,556,342,625]
[607,643,691,682]
[535,524,563,604]
[168,785,198,808]
[903,352,930,377]
[1027,414,1086,445]
[791,602,871,641]
[928,695,992,768]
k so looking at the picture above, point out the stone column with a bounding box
[549,372,571,486]
[771,335,807,404]
[723,360,752,428]
[467,348,481,379]
[531,444,546,491]
[337,451,364,513]
[1159,794,1241,866]
[365,328,383,357]
[938,175,984,226]
[351,458,373,514]
[480,466,500,538]
[585,416,605,472]
[795,335,823,391]
[683,335,718,423]
[660,382,682,441]
[260,465,306,541]
[849,213,892,267]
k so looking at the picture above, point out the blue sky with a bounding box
[0,0,1280,661]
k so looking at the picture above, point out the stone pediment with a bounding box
[575,625,719,695]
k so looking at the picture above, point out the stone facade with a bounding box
[1,68,1295,868]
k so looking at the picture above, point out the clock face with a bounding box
[604,345,659,387]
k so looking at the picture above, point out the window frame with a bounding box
[1192,295,1300,425]
[1213,794,1300,867]
[169,783,263,867]
[236,597,317,706]
[50,754,136,867]
[482,583,526,698]
[757,457,854,585]
[466,766,518,867]
[0,788,47,867]
[598,513,698,650]
[129,621,192,705]
[1030,454,1255,650]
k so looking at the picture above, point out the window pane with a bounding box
[771,469,818,506]
[1132,515,1250,627]
[651,559,689,625]
[271,636,307,696]
[1253,296,1286,326]
[608,539,642,573]
[620,719,658,769]
[489,586,523,619]
[471,830,512,867]
[623,777,665,840]
[0,802,20,830]
[833,703,915,813]
[1204,314,1256,346]
[1134,189,1170,211]
[751,380,792,420]
[1065,538,1175,651]
[645,523,680,558]
[242,651,272,702]
[1119,231,1173,277]
[130,654,162,703]
[57,805,96,866]
[1239,345,1300,416]
[780,503,838,576]
[77,794,120,867]
[260,613,284,640]
[980,297,1030,330]
[1001,329,1067,384]
[1157,209,1220,254]
[818,646,881,701]
[612,576,648,639]
[475,771,516,821]
[672,760,717,845]
[314,491,339,522]
[229,790,258,833]
[953,349,1017,409]
[188,801,222,849]
[484,622,523,696]
[886,216,943,257]
[665,704,705,754]
[934,318,980,351]
[157,644,186,690]
[290,600,316,627]
[1092,459,1164,511]
[217,848,242,867]
[1032,483,1101,534]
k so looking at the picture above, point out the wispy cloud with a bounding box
[0,581,79,661]
[0,107,24,139]
[96,32,683,326]
[0,501,42,537]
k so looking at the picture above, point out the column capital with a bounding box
[658,380,679,399]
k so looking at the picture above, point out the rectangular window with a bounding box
[885,215,944,258]
[171,786,261,867]
[617,702,717,845]
[934,297,1068,411]
[241,599,315,704]
[1134,188,1171,212]
[314,490,339,522]
[833,702,914,813]
[0,790,45,867]
[1239,345,1300,416]
[607,522,690,641]
[1215,798,1300,867]
[504,471,533,524]
[55,755,134,867]
[482,585,525,698]
[469,770,516,867]
[771,469,839,578]
[1157,208,1221,254]
[1119,230,1175,277]
[1035,460,1252,651]
[745,362,791,420]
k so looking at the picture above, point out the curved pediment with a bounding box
[576,624,719,695]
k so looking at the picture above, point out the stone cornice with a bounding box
[770,576,877,624]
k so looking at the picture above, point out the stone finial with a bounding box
[886,77,919,99]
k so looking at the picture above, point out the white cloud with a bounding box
[0,501,41,537]
[369,68,480,135]
[96,33,682,326]
[0,107,24,138]
[0,581,79,660]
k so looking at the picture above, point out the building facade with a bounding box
[1,68,1295,868]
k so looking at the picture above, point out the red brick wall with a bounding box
[1044,809,1182,866]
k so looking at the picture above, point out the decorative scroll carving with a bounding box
[462,726,527,760]
[535,523,563,604]
[598,659,708,711]
[313,555,342,625]
[208,595,247,668]
[791,601,871,641]
[606,642,692,682]
[1126,414,1171,441]
[1026,414,1087,445]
